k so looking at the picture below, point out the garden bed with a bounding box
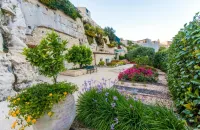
[118,65,158,83]
[115,70,173,107]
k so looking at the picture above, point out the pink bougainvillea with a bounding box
[118,66,157,82]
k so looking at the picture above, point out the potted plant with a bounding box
[7,32,78,130]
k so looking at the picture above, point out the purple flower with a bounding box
[105,92,109,96]
[111,102,116,108]
[110,124,115,130]
[113,96,118,101]
[114,118,118,124]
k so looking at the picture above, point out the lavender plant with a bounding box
[77,78,187,130]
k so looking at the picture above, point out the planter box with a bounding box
[60,69,87,77]
[33,94,76,130]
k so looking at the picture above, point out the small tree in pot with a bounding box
[7,32,77,130]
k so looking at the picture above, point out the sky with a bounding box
[71,0,200,42]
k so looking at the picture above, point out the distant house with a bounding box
[135,38,160,52]
[161,41,172,48]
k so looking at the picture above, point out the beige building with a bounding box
[161,41,172,48]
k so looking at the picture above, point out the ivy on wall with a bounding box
[39,0,82,20]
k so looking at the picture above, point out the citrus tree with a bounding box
[23,31,67,83]
[66,45,93,68]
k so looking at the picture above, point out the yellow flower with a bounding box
[32,119,37,124]
[26,102,30,105]
[63,92,68,96]
[26,116,32,123]
[184,103,193,110]
[11,121,17,129]
[13,100,16,104]
[48,112,52,117]
[49,93,53,97]
[7,96,11,101]
[11,112,17,117]
[17,98,20,101]
[15,109,20,115]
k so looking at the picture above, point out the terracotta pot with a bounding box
[33,94,76,130]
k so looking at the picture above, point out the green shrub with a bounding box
[134,56,151,65]
[153,50,168,72]
[127,44,140,51]
[167,12,200,128]
[8,82,77,129]
[119,55,125,60]
[23,31,67,83]
[86,35,94,45]
[127,46,155,65]
[158,46,167,52]
[66,45,93,68]
[98,61,105,66]
[39,0,81,20]
[77,87,187,130]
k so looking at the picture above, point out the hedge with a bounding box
[167,12,200,128]
[153,50,168,72]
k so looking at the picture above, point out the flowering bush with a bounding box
[118,65,158,83]
[77,80,187,130]
[8,82,77,129]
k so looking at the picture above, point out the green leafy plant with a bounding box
[66,45,93,68]
[8,32,78,129]
[126,44,140,51]
[104,27,116,42]
[86,35,94,45]
[167,12,200,128]
[8,82,77,129]
[98,61,105,66]
[158,46,167,52]
[77,86,187,130]
[23,31,67,83]
[153,49,168,72]
[119,55,126,60]
[134,56,151,65]
[39,0,81,20]
[127,46,155,65]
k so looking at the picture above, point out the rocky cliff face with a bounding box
[0,0,39,101]
[0,0,89,101]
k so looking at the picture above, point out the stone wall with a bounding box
[21,0,88,45]
[94,53,115,65]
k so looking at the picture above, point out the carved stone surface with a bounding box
[33,94,76,130]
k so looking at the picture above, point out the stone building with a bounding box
[135,38,160,52]
[160,41,172,48]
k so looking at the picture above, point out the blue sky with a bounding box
[71,0,200,42]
